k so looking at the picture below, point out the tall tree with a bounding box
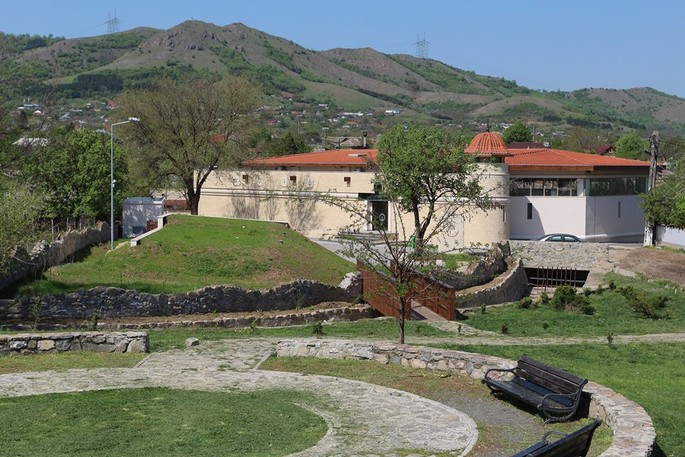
[24,127,126,220]
[643,158,685,229]
[0,183,45,274]
[614,132,649,159]
[121,76,260,215]
[502,122,533,144]
[326,125,494,343]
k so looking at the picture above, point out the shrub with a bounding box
[550,285,589,312]
[538,291,550,305]
[542,322,549,331]
[518,296,533,309]
[312,321,324,336]
[499,322,509,334]
[618,286,670,319]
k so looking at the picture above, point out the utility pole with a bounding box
[643,131,659,246]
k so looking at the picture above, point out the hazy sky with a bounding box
[2,0,684,97]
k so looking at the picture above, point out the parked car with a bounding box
[535,233,582,242]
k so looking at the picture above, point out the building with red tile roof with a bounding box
[199,132,649,245]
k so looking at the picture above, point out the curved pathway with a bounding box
[0,339,478,457]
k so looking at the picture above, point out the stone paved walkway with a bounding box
[0,338,478,457]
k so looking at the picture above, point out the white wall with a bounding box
[509,196,587,239]
[657,226,685,248]
[122,198,163,238]
[585,196,644,242]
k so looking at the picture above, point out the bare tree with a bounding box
[120,76,260,214]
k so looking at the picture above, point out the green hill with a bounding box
[7,215,355,296]
[4,20,685,135]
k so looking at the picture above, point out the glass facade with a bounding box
[510,177,646,197]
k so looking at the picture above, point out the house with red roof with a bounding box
[198,132,649,246]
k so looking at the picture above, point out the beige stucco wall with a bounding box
[199,163,509,250]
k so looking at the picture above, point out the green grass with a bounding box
[0,387,326,457]
[5,215,354,297]
[0,351,145,375]
[462,273,685,337]
[147,318,449,352]
[430,342,684,457]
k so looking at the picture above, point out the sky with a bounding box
[2,0,685,98]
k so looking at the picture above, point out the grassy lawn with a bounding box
[0,351,145,375]
[146,318,448,351]
[0,387,326,457]
[430,342,684,457]
[3,215,354,297]
[462,273,685,337]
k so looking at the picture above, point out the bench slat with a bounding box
[524,420,601,457]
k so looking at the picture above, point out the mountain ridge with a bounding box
[4,19,685,136]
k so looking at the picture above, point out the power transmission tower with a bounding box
[643,130,659,246]
[107,10,120,34]
[415,33,429,59]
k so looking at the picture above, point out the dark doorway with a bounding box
[371,201,388,231]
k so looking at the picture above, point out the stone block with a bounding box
[37,340,56,351]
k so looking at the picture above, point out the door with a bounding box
[370,201,388,231]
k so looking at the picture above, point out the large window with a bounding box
[510,178,578,197]
[586,177,647,196]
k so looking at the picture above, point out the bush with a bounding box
[550,285,589,312]
[518,296,533,309]
[538,291,550,306]
[499,322,509,334]
[312,321,324,336]
[617,285,670,319]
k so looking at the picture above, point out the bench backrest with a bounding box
[526,419,601,457]
[515,355,587,395]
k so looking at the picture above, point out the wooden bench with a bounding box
[483,355,588,423]
[511,419,602,457]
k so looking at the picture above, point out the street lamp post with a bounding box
[110,117,139,250]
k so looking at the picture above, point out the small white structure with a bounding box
[122,197,164,238]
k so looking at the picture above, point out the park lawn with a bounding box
[5,214,355,297]
[0,351,145,374]
[432,342,685,457]
[146,318,448,351]
[461,273,685,337]
[0,387,326,457]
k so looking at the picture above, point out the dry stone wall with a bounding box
[0,223,110,291]
[277,339,655,457]
[1,275,362,325]
[455,260,529,309]
[0,331,148,356]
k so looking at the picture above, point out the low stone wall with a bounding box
[277,339,655,457]
[0,331,149,356]
[455,259,529,309]
[0,223,110,291]
[1,275,362,324]
[509,240,609,270]
[100,304,377,330]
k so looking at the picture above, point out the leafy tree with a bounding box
[614,132,648,159]
[375,125,492,249]
[0,183,45,273]
[643,158,685,229]
[121,76,260,214]
[502,122,532,144]
[24,127,127,220]
[325,125,494,344]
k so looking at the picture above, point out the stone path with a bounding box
[0,338,478,457]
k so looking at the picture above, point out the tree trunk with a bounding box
[398,296,406,344]
[186,184,201,216]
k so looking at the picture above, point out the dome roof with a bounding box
[465,132,509,156]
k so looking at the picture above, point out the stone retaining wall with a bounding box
[0,223,110,291]
[509,240,609,269]
[455,260,529,309]
[0,331,149,356]
[277,339,655,457]
[100,304,377,330]
[1,274,362,324]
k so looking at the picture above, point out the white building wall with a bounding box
[122,198,164,238]
[657,226,685,248]
[585,195,644,242]
[509,197,587,240]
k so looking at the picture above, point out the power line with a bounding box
[107,10,120,34]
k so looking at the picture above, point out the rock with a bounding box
[185,337,200,347]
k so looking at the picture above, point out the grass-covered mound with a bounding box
[8,215,354,296]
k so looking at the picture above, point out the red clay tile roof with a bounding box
[247,149,378,167]
[465,132,510,156]
[505,148,649,170]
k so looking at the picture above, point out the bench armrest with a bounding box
[541,430,567,442]
[483,366,515,381]
[539,391,578,408]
